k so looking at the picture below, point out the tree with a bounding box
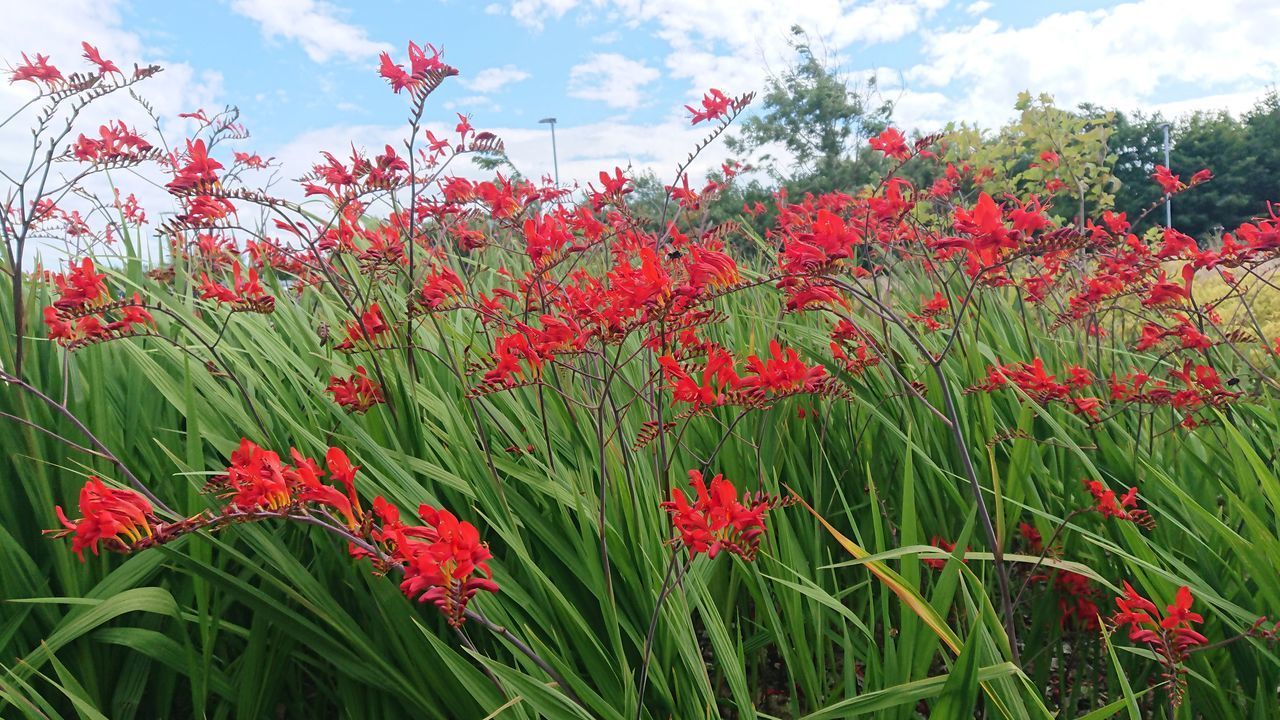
[726,25,893,198]
[1094,89,1280,242]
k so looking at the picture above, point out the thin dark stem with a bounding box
[1,369,173,515]
[463,609,587,712]
[1011,508,1086,609]
[634,550,687,720]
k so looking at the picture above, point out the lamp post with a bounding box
[1160,121,1172,227]
[538,117,559,188]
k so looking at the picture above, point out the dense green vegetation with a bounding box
[3,38,1280,720]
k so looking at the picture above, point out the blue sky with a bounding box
[3,0,1278,192]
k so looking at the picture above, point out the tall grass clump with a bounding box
[2,41,1279,719]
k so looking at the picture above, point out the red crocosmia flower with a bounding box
[335,303,391,351]
[454,113,473,141]
[378,41,448,93]
[43,306,76,344]
[1018,522,1043,554]
[1054,570,1101,630]
[1152,165,1183,195]
[286,449,355,527]
[924,536,967,571]
[167,139,223,192]
[222,439,292,511]
[325,447,363,516]
[869,127,910,161]
[1082,479,1153,528]
[660,470,779,561]
[72,121,152,163]
[686,88,731,125]
[1111,582,1208,705]
[326,366,385,414]
[949,192,1015,272]
[521,213,572,267]
[1189,168,1213,185]
[1161,586,1205,629]
[737,340,829,400]
[10,52,63,86]
[233,151,268,169]
[81,42,120,76]
[107,293,154,334]
[53,257,108,311]
[1142,270,1190,308]
[1064,364,1094,389]
[47,477,155,560]
[658,345,739,410]
[1068,396,1103,420]
[393,505,499,627]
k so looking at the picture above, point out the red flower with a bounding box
[326,366,385,414]
[81,42,120,76]
[1083,479,1153,528]
[686,88,731,125]
[197,262,274,313]
[737,340,829,400]
[379,42,449,93]
[52,257,108,311]
[167,139,223,192]
[658,345,739,410]
[869,127,910,160]
[660,470,778,560]
[1017,522,1043,554]
[392,504,499,626]
[222,439,292,511]
[212,440,360,525]
[924,536,966,570]
[10,52,63,86]
[334,303,391,351]
[1152,165,1183,195]
[1111,581,1207,705]
[1054,571,1100,630]
[47,477,155,560]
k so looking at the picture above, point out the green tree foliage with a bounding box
[940,92,1119,225]
[1094,90,1280,241]
[725,25,893,198]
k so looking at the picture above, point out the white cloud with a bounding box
[1,0,227,263]
[898,0,1280,131]
[227,0,391,63]
[506,0,581,30]
[568,53,660,109]
[964,1,991,15]
[461,65,531,93]
[491,0,946,100]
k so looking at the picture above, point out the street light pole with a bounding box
[1160,122,1172,227]
[538,117,559,188]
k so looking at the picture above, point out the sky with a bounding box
[2,0,1279,198]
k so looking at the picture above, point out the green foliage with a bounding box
[1087,90,1280,240]
[3,238,1280,717]
[726,25,893,197]
[941,92,1120,223]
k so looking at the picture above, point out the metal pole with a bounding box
[1161,122,1172,227]
[539,117,559,188]
[547,119,558,184]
